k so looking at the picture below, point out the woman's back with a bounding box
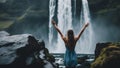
[63,30,77,51]
[64,36,77,51]
[64,37,78,67]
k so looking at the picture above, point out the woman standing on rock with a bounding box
[52,19,89,68]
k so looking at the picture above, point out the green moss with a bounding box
[44,48,55,62]
[0,13,10,17]
[97,9,109,14]
[96,8,117,14]
[91,43,120,68]
[0,21,14,29]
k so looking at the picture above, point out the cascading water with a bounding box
[56,0,73,53]
[77,0,94,54]
[49,0,94,54]
[49,0,56,47]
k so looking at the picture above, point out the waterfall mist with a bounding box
[75,0,94,54]
[49,0,56,49]
[49,0,95,54]
[56,0,73,53]
[49,0,73,53]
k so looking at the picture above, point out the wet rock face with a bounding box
[0,31,56,68]
[77,55,89,64]
[0,32,31,64]
[0,31,10,37]
[91,43,120,68]
[94,42,111,59]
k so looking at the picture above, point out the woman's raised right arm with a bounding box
[52,19,66,41]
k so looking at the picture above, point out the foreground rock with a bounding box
[91,42,120,68]
[94,42,111,59]
[0,31,10,37]
[77,55,90,68]
[0,31,57,68]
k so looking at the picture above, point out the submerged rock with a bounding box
[0,31,57,68]
[78,55,89,64]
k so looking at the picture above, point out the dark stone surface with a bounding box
[0,31,9,37]
[78,55,89,64]
[91,43,120,68]
[94,42,111,59]
[0,31,57,68]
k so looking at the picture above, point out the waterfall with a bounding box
[55,0,73,53]
[77,0,94,54]
[49,0,56,47]
[49,0,94,54]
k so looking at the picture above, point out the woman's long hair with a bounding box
[67,29,75,49]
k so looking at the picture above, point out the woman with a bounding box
[52,19,89,68]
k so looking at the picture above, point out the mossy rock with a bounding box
[91,43,120,68]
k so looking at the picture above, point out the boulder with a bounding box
[0,31,57,68]
[0,31,10,37]
[91,42,120,68]
[77,55,89,64]
[94,42,111,59]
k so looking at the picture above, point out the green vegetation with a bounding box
[91,43,120,68]
[0,21,14,29]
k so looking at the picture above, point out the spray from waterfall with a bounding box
[56,0,73,53]
[49,0,94,54]
[49,0,56,47]
[78,0,94,54]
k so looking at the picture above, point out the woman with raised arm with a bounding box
[52,19,89,68]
